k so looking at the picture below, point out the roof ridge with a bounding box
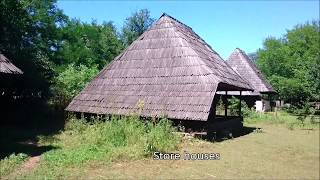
[236,48,271,90]
[157,14,224,62]
[167,21,216,79]
[227,48,275,93]
[160,13,194,31]
[165,18,251,89]
[0,53,23,74]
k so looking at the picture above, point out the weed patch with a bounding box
[24,116,180,178]
[0,153,28,177]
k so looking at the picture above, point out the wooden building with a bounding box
[0,53,23,75]
[0,53,23,90]
[0,53,23,122]
[226,48,276,112]
[66,14,253,135]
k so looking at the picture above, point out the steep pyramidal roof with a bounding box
[0,53,23,74]
[227,48,275,95]
[66,14,252,121]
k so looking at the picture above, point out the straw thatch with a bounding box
[226,48,275,96]
[66,14,252,121]
[0,53,23,74]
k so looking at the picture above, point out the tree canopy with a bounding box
[57,20,123,69]
[256,21,320,106]
[1,0,145,103]
[1,0,318,110]
[121,9,155,47]
[0,0,67,97]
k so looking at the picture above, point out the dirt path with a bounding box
[20,156,41,173]
[4,155,41,179]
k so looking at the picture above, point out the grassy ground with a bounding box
[1,111,319,179]
[1,116,180,179]
[0,153,28,177]
[44,124,319,179]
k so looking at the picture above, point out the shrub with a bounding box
[28,115,181,178]
[145,119,180,155]
[228,96,252,117]
[51,64,99,107]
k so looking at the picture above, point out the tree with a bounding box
[57,19,124,69]
[256,21,320,106]
[51,19,124,107]
[121,9,154,47]
[52,64,99,107]
[0,0,67,98]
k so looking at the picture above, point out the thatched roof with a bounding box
[226,48,275,96]
[66,14,252,121]
[0,53,23,74]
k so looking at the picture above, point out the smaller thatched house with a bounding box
[0,53,23,92]
[226,48,276,112]
[0,53,23,75]
[0,53,23,122]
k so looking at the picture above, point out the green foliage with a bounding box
[1,0,123,100]
[256,21,320,105]
[121,9,155,46]
[228,96,252,117]
[216,96,225,115]
[216,96,252,117]
[0,0,67,97]
[50,17,123,108]
[57,19,123,69]
[51,64,98,106]
[1,2,154,109]
[269,76,309,105]
[145,119,178,155]
[26,116,180,178]
[292,103,317,126]
[0,153,28,177]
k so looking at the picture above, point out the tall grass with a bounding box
[26,115,181,178]
[244,111,320,130]
[0,153,28,177]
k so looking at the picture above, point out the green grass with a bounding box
[244,111,320,130]
[75,124,318,179]
[3,111,319,179]
[0,153,28,177]
[22,115,181,179]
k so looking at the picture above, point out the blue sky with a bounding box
[57,0,319,59]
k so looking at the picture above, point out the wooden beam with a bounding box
[207,95,218,122]
[224,91,228,118]
[239,91,242,116]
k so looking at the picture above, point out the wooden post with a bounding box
[207,95,217,122]
[239,91,242,116]
[207,95,218,141]
[224,91,228,118]
[268,94,273,112]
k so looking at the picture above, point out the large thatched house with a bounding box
[0,53,23,75]
[226,48,276,111]
[66,14,253,133]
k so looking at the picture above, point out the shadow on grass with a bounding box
[201,126,259,142]
[0,126,60,159]
[234,126,259,138]
[0,97,65,159]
